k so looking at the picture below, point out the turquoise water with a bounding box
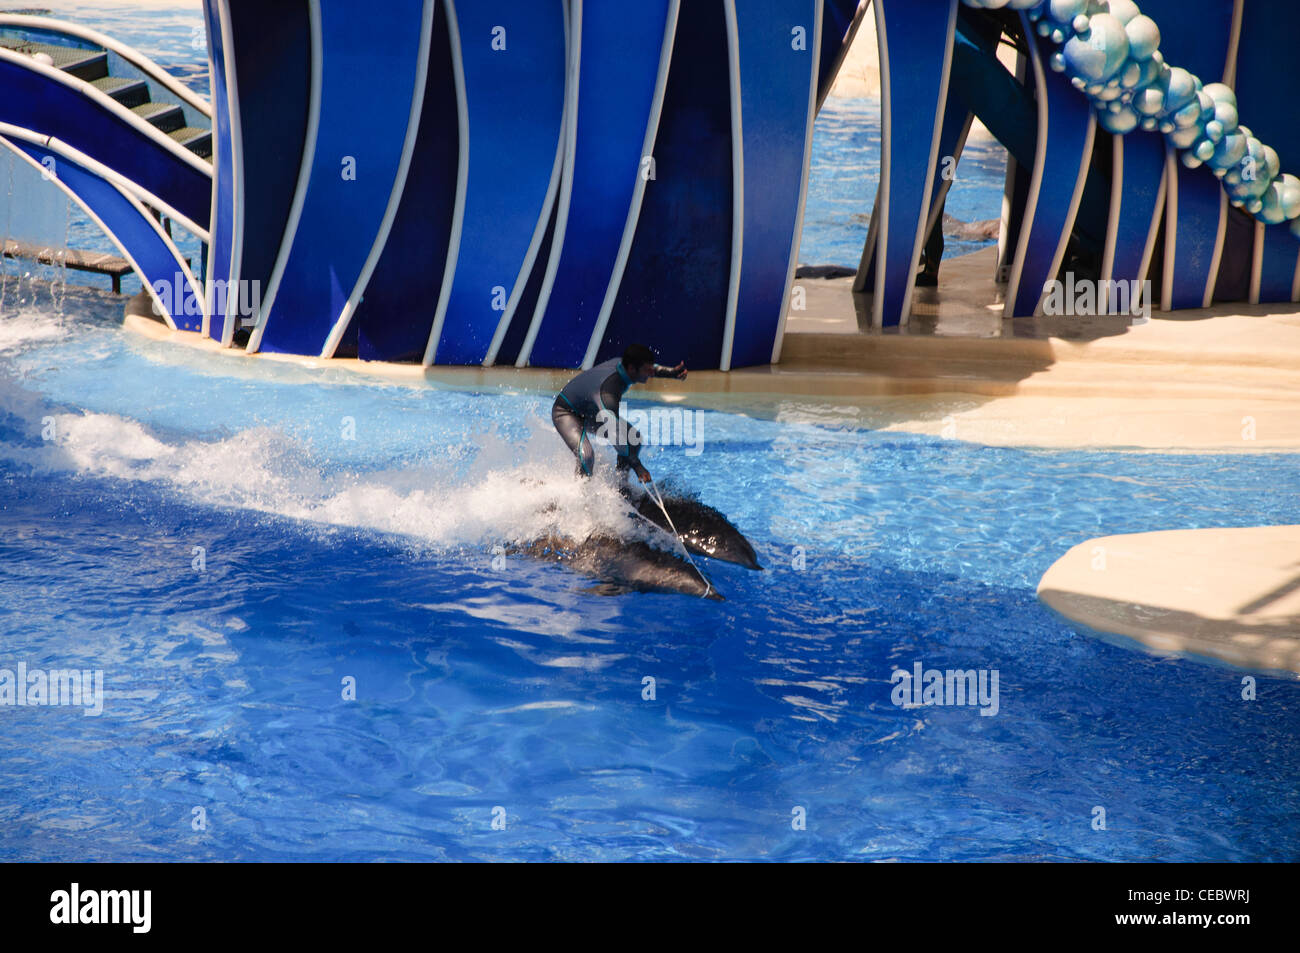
[2,288,1298,861]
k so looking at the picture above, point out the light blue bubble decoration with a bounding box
[958,0,1300,237]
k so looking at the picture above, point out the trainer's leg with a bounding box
[552,400,595,477]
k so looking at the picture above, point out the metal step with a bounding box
[131,100,184,133]
[91,75,149,109]
[170,127,212,159]
[0,38,108,81]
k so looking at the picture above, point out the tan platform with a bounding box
[1039,526,1300,675]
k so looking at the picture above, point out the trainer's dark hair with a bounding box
[622,343,656,369]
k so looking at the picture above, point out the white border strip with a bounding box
[213,0,243,344]
[0,13,211,116]
[1249,219,1264,304]
[581,0,680,370]
[482,0,569,367]
[1005,21,1095,318]
[1161,148,1177,312]
[201,0,220,335]
[0,48,210,176]
[320,0,436,358]
[515,0,583,367]
[0,133,204,331]
[769,0,823,365]
[1100,134,1123,282]
[247,0,322,354]
[423,0,469,366]
[718,0,744,371]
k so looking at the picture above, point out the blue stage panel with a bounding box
[0,56,211,230]
[9,139,203,330]
[1104,130,1165,285]
[347,0,460,363]
[857,82,972,296]
[1005,20,1094,318]
[203,0,236,342]
[1233,0,1300,303]
[1142,0,1236,311]
[517,0,676,369]
[594,0,733,370]
[253,0,428,356]
[871,0,957,328]
[727,0,820,369]
[225,0,312,333]
[423,0,566,366]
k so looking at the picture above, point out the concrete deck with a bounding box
[1039,527,1300,675]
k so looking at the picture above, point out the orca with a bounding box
[512,533,723,600]
[627,490,762,570]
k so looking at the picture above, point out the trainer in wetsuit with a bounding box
[552,343,687,481]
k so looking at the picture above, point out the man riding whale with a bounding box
[551,343,688,483]
[548,344,762,576]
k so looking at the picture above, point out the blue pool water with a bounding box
[2,288,1299,862]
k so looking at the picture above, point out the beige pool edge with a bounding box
[1039,527,1300,676]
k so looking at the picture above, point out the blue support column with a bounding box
[1004,16,1095,318]
[869,0,957,328]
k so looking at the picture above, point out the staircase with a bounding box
[0,34,211,159]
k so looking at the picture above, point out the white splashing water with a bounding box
[0,375,652,556]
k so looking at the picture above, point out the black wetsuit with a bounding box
[552,359,673,476]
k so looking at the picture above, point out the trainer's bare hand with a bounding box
[667,361,687,380]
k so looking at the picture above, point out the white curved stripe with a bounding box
[201,0,219,335]
[0,48,210,177]
[1005,24,1095,318]
[212,0,244,344]
[877,0,957,328]
[1161,148,1176,312]
[423,0,470,366]
[870,0,892,327]
[483,0,569,367]
[815,0,870,113]
[0,134,205,331]
[1223,0,1243,87]
[247,0,322,354]
[1100,135,1123,282]
[851,192,878,294]
[0,14,211,117]
[1249,220,1264,304]
[718,0,744,371]
[515,0,583,368]
[1137,163,1167,287]
[320,0,436,359]
[770,0,823,366]
[581,0,680,370]
[0,121,208,241]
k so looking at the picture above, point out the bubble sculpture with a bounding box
[959,0,1300,239]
